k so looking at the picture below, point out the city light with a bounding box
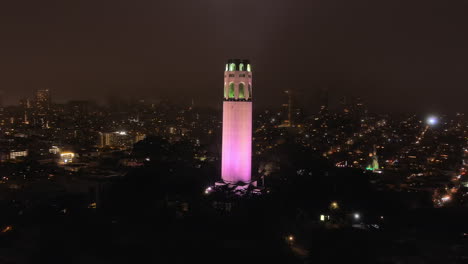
[354,213,360,220]
[1,225,13,233]
[441,195,451,202]
[60,152,75,164]
[330,201,339,210]
[426,116,438,126]
[204,187,212,194]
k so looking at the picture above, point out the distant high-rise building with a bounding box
[319,87,329,115]
[23,111,29,124]
[68,100,90,116]
[351,97,367,122]
[340,95,350,114]
[98,132,113,148]
[280,90,293,127]
[221,59,253,184]
[20,98,32,109]
[35,89,51,112]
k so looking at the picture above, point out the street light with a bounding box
[354,213,360,220]
[330,201,339,210]
[426,116,438,126]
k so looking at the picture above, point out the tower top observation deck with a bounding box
[225,59,252,72]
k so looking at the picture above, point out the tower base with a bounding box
[207,180,263,196]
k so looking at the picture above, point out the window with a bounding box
[247,64,251,72]
[229,63,236,71]
[248,84,252,98]
[225,64,228,71]
[239,63,244,71]
[239,83,245,99]
[228,74,235,77]
[229,83,235,98]
[239,74,246,77]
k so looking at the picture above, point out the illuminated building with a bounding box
[98,131,140,149]
[35,89,51,111]
[280,90,292,127]
[8,150,28,160]
[98,132,113,147]
[221,59,253,184]
[49,146,61,154]
[60,152,75,164]
[135,132,146,143]
[319,87,329,115]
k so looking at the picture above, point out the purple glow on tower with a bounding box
[221,59,253,184]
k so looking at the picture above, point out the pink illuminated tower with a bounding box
[221,59,253,184]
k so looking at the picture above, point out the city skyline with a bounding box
[0,0,467,112]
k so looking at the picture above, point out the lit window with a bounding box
[239,63,244,71]
[247,64,251,72]
[229,63,236,71]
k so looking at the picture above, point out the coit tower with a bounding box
[221,59,253,184]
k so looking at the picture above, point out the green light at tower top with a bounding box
[225,59,251,72]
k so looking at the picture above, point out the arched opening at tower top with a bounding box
[229,83,235,98]
[238,83,245,99]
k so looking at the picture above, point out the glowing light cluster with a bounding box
[427,116,438,126]
[60,152,75,164]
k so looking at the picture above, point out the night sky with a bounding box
[1,0,467,112]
